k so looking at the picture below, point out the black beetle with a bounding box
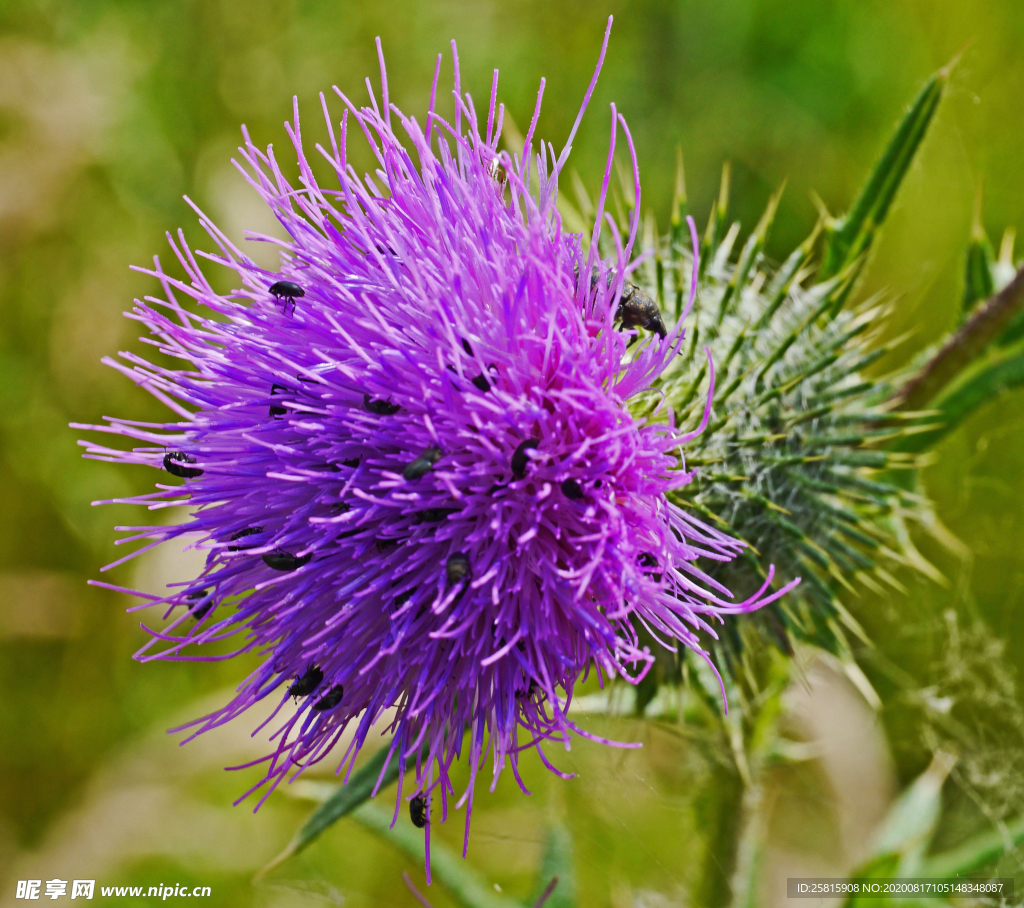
[517,678,539,700]
[269,280,304,314]
[560,478,584,500]
[288,664,324,700]
[638,552,662,583]
[312,683,344,711]
[262,550,312,572]
[471,364,499,393]
[445,553,470,585]
[421,507,458,522]
[228,526,264,551]
[164,452,203,479]
[511,439,539,479]
[269,383,289,418]
[363,393,400,416]
[403,446,443,480]
[187,589,214,620]
[409,795,428,828]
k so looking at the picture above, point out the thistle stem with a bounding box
[894,264,1024,410]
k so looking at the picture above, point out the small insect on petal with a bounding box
[616,282,667,339]
[262,550,312,572]
[516,678,539,700]
[403,446,443,480]
[163,452,203,478]
[560,478,584,499]
[364,393,401,415]
[312,683,344,711]
[511,439,540,479]
[268,280,305,299]
[228,526,265,551]
[421,507,458,522]
[187,589,214,620]
[268,280,304,314]
[269,383,290,418]
[486,157,508,196]
[638,552,662,582]
[409,795,428,828]
[446,553,470,584]
[288,664,324,699]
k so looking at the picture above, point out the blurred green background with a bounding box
[2,1,1023,905]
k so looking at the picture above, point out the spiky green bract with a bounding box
[629,206,924,682]
[565,61,961,694]
[963,200,996,315]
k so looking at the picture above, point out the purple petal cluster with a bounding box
[78,23,795,857]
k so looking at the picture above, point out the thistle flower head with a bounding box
[78,25,794,854]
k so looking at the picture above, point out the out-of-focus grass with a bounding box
[2,1,1023,905]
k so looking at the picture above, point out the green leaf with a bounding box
[257,741,405,877]
[996,307,1024,347]
[835,752,956,908]
[841,852,902,908]
[921,810,1024,880]
[840,853,954,908]
[869,752,953,863]
[819,57,954,283]
[353,802,520,908]
[920,812,1024,878]
[530,820,576,908]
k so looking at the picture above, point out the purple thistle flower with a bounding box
[77,19,797,865]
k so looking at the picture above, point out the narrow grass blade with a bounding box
[530,820,576,908]
[353,803,519,908]
[257,742,403,877]
[921,813,1024,878]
